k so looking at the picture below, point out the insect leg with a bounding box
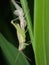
[11,17,19,29]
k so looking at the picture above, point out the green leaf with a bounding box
[0,33,30,65]
[34,0,49,65]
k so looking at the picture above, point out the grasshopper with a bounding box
[11,0,31,62]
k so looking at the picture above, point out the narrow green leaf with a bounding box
[34,0,49,65]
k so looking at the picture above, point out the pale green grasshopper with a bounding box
[11,0,31,62]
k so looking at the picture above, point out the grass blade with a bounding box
[34,0,49,65]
